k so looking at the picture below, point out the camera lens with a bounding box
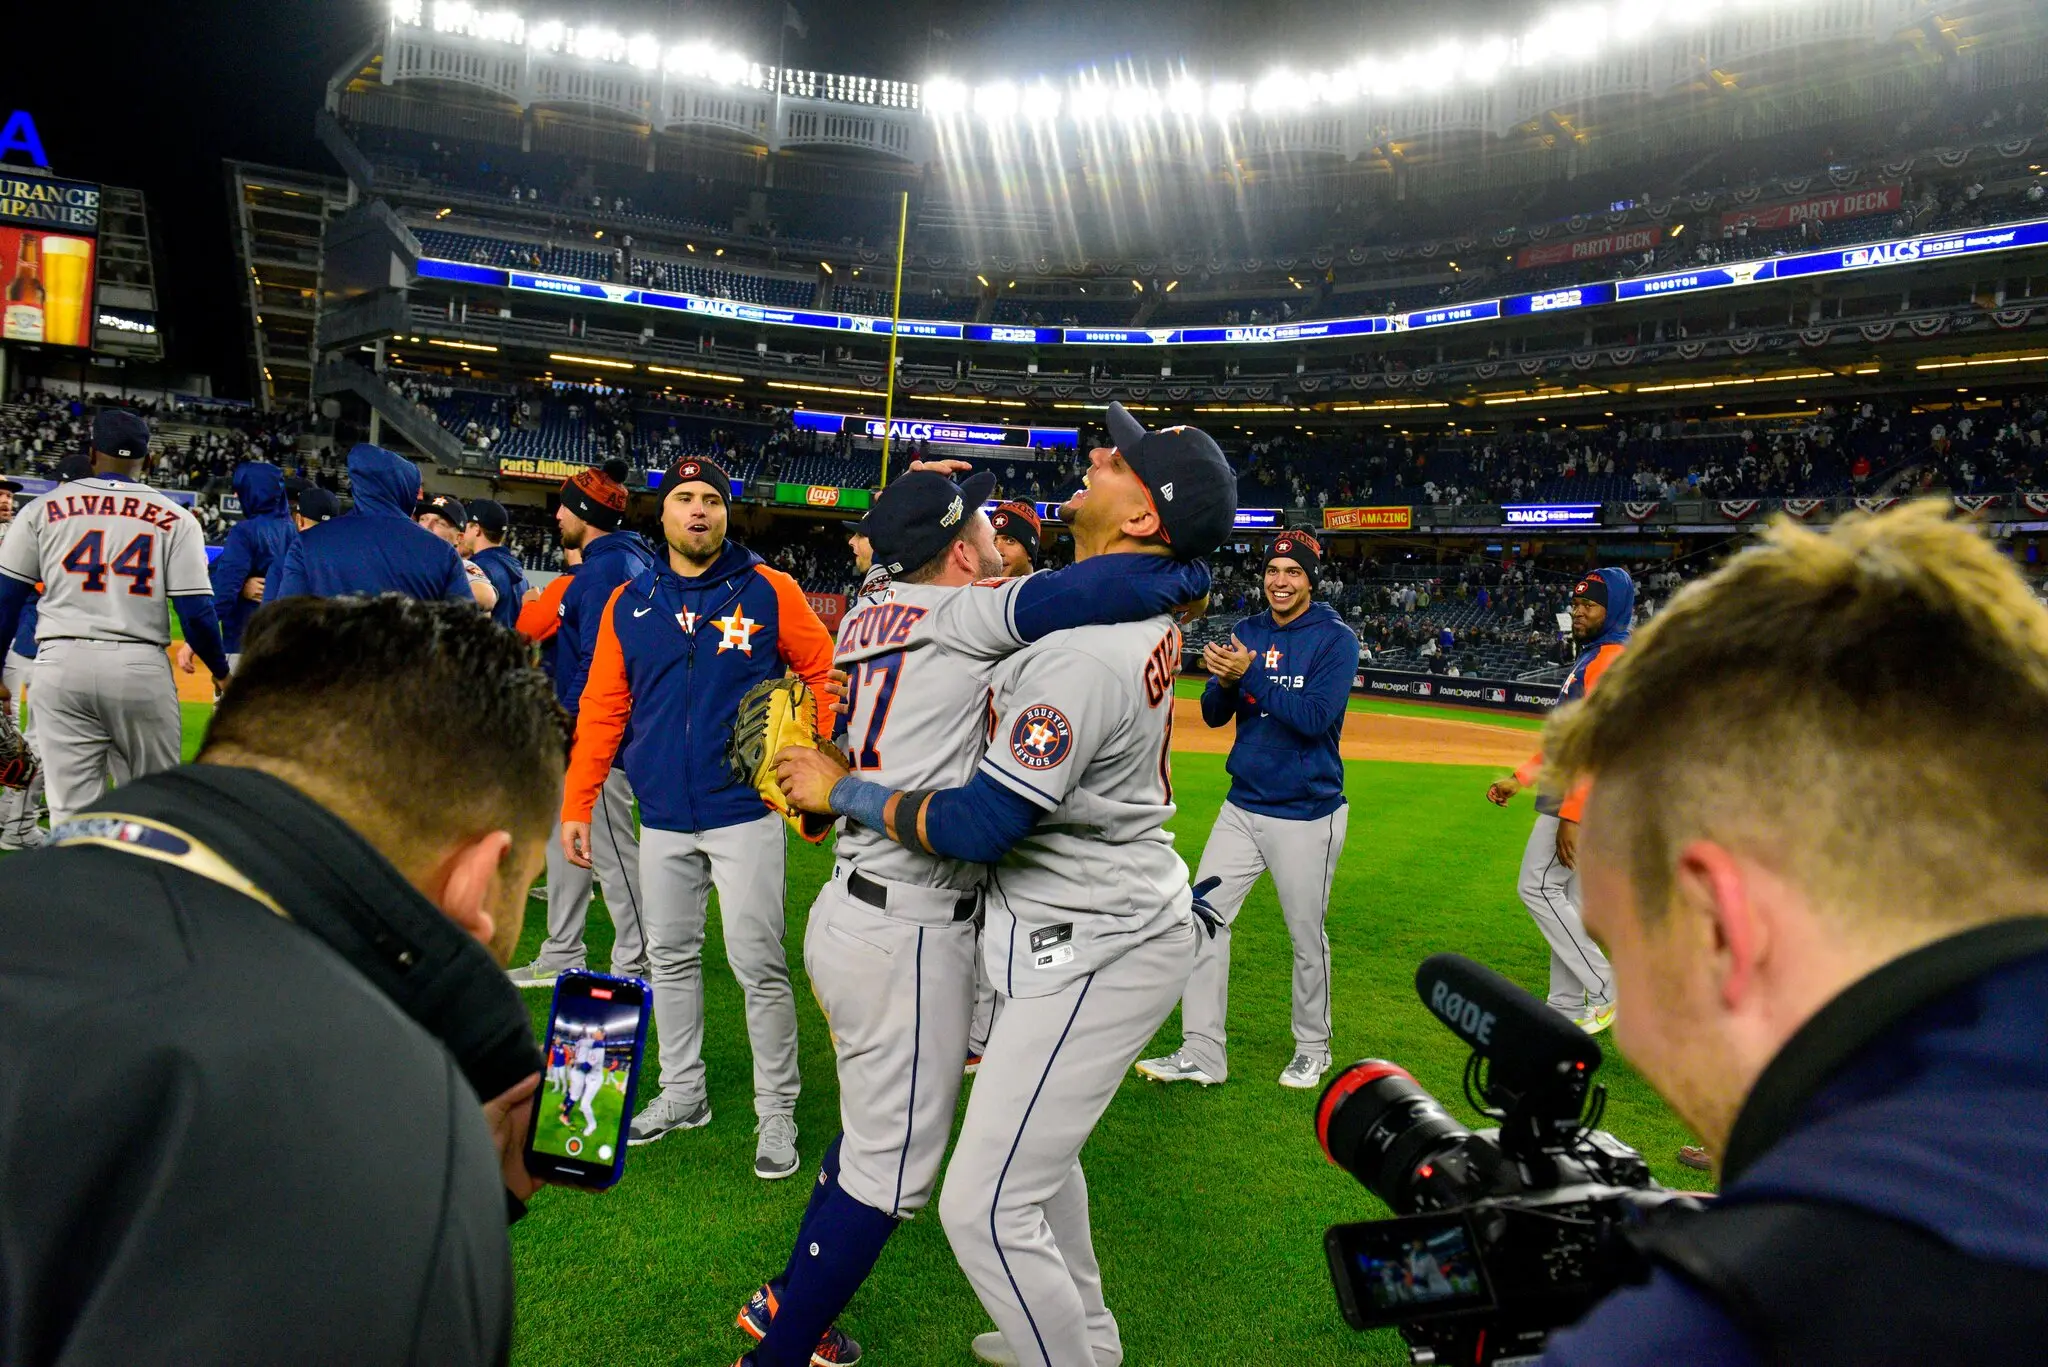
[1316,1060,1490,1213]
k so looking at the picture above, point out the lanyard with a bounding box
[47,813,291,922]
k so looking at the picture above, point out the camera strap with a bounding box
[1631,1198,2048,1366]
[47,812,291,922]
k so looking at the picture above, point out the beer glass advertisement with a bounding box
[2,227,97,349]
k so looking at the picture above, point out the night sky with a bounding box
[10,0,1510,398]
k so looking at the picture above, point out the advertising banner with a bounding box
[1720,184,1902,233]
[805,591,847,632]
[1354,668,1564,715]
[0,172,99,233]
[1502,503,1601,527]
[773,482,873,511]
[498,456,602,484]
[1323,506,1414,531]
[1515,226,1663,270]
[1,225,95,348]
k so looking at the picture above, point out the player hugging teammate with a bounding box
[735,404,1235,1367]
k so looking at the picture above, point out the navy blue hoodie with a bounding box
[211,462,296,653]
[553,528,659,718]
[1201,599,1361,820]
[468,544,529,634]
[1546,930,2048,1365]
[266,446,471,605]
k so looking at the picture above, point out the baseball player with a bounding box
[570,1029,607,1136]
[562,454,839,1180]
[266,430,477,605]
[731,470,1209,1367]
[1485,568,1634,1032]
[0,475,42,849]
[774,403,1237,1367]
[1138,528,1360,1091]
[965,499,1045,1067]
[0,411,230,825]
[508,463,654,994]
[461,498,531,633]
[416,492,499,615]
[989,500,1041,579]
[182,461,295,676]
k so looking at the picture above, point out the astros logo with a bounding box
[1009,704,1073,771]
[1264,646,1282,670]
[681,462,700,480]
[677,607,699,634]
[713,610,759,653]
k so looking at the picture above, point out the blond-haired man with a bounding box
[1538,501,2048,1365]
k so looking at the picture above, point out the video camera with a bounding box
[1315,954,1701,1365]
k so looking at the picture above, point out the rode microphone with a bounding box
[1415,953,1602,1115]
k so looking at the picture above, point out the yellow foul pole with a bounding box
[879,189,909,487]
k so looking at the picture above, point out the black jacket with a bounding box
[0,765,542,1366]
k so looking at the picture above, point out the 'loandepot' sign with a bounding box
[774,482,872,511]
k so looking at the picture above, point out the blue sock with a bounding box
[770,1134,843,1298]
[753,1183,899,1367]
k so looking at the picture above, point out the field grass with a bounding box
[502,743,1710,1367]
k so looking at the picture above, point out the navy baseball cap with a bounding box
[92,409,151,461]
[857,469,997,578]
[417,492,467,526]
[0,477,20,493]
[55,454,94,482]
[1103,402,1236,561]
[465,498,510,539]
[297,487,340,522]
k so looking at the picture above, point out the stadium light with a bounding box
[391,0,424,24]
[923,76,969,117]
[1251,71,1308,114]
[1110,82,1161,123]
[567,26,626,62]
[1207,81,1246,117]
[973,81,1019,121]
[1165,79,1206,117]
[527,18,564,51]
[1022,81,1063,122]
[1069,78,1111,122]
[626,33,660,69]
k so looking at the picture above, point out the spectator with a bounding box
[0,595,572,1366]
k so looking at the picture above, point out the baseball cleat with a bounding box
[1279,1052,1332,1090]
[505,960,572,991]
[755,1112,800,1180]
[1677,1145,1713,1172]
[735,1288,863,1364]
[1134,1050,1221,1086]
[628,1093,711,1145]
[1575,1002,1617,1036]
[964,1051,983,1075]
[736,1285,778,1341]
[0,827,46,852]
[971,1330,1022,1365]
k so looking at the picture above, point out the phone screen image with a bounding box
[528,972,648,1187]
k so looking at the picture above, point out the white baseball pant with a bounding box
[640,813,800,1120]
[939,917,1198,1367]
[537,767,648,976]
[1176,800,1350,1081]
[805,868,978,1216]
[1517,812,1613,1014]
[33,640,182,824]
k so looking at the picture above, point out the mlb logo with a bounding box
[1487,688,1507,703]
[1417,682,1433,696]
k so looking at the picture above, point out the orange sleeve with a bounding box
[763,566,839,738]
[518,574,572,644]
[1556,644,1626,823]
[1513,751,1543,787]
[561,583,632,824]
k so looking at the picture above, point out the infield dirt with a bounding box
[1167,697,1532,768]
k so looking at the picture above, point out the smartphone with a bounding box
[524,970,651,1189]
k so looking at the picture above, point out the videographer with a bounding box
[0,596,571,1366]
[1537,501,2048,1364]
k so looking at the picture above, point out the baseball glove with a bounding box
[0,707,37,792]
[730,674,834,844]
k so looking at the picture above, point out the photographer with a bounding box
[0,596,570,1366]
[1537,502,2048,1364]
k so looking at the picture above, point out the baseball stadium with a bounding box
[5,1,2048,1365]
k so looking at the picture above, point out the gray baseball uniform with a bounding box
[1,645,42,845]
[938,616,1199,1367]
[1517,812,1613,1013]
[811,574,1072,1217]
[0,477,209,822]
[535,769,648,977]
